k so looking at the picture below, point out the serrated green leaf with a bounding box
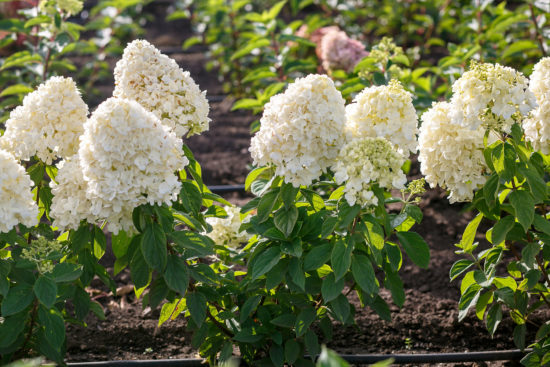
[396,231,430,269]
[34,276,57,309]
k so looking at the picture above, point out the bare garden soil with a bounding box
[64,3,536,366]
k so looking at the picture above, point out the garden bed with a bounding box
[61,3,539,366]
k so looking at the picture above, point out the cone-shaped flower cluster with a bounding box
[523,58,550,154]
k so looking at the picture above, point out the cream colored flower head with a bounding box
[450,62,536,133]
[345,79,418,155]
[529,57,550,102]
[50,154,95,231]
[79,97,188,233]
[0,149,38,233]
[249,74,346,187]
[419,102,489,203]
[332,137,406,207]
[523,99,550,154]
[113,39,210,138]
[204,206,251,249]
[0,76,88,164]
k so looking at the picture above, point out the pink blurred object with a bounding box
[317,28,368,73]
[0,0,37,18]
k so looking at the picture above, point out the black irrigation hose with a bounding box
[67,349,529,366]
[209,184,246,194]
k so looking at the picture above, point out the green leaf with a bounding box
[521,166,547,202]
[34,276,57,309]
[449,259,474,281]
[232,98,263,111]
[295,307,316,337]
[486,303,502,336]
[458,214,482,253]
[352,254,377,294]
[304,329,320,359]
[274,206,298,237]
[396,232,430,269]
[514,324,526,350]
[330,294,350,323]
[491,215,515,245]
[285,339,300,364]
[304,242,332,271]
[234,328,263,342]
[0,313,26,348]
[483,174,500,206]
[363,219,385,250]
[231,38,271,60]
[385,270,405,308]
[38,306,65,350]
[251,246,281,280]
[0,84,33,97]
[245,166,269,191]
[317,345,351,367]
[459,283,481,321]
[164,255,189,295]
[141,223,167,272]
[280,183,299,209]
[130,246,150,289]
[257,189,280,223]
[331,238,353,281]
[170,231,214,257]
[321,273,345,302]
[271,313,296,328]
[509,190,534,232]
[187,292,207,327]
[240,295,262,323]
[270,344,285,367]
[2,284,34,316]
[282,238,302,257]
[288,257,305,291]
[502,40,539,59]
[180,181,202,214]
[51,263,82,282]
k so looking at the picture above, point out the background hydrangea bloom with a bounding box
[249,74,346,187]
[345,79,418,154]
[317,28,368,72]
[113,39,210,138]
[0,76,88,164]
[204,206,251,249]
[524,58,550,154]
[450,62,536,133]
[419,102,488,203]
[332,137,406,207]
[78,98,188,233]
[0,149,38,232]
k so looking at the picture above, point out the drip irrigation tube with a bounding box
[209,184,246,194]
[67,349,528,366]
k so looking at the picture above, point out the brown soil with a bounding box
[64,3,532,366]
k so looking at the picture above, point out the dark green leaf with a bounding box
[38,306,65,350]
[130,247,150,289]
[285,339,301,364]
[2,284,34,316]
[295,307,316,337]
[288,257,305,291]
[170,231,214,257]
[487,303,502,336]
[164,255,189,295]
[304,329,320,359]
[257,189,280,223]
[396,231,430,269]
[491,215,516,245]
[141,223,167,271]
[331,238,353,281]
[450,259,474,281]
[180,181,202,214]
[271,313,296,328]
[352,254,377,294]
[329,294,350,323]
[509,190,534,232]
[34,276,57,308]
[321,273,345,302]
[240,295,262,323]
[251,246,281,280]
[304,242,332,271]
[270,344,284,367]
[51,263,82,283]
[187,292,207,327]
[274,206,298,237]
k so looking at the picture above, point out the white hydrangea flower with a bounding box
[523,100,550,154]
[450,62,536,133]
[0,149,38,232]
[529,57,550,102]
[204,206,251,249]
[345,80,418,155]
[113,39,210,137]
[249,74,346,187]
[0,76,88,164]
[332,137,406,207]
[418,102,489,203]
[79,98,188,233]
[50,155,95,231]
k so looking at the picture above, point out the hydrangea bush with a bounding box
[417,59,550,366]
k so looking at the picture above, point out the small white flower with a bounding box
[114,39,210,137]
[332,137,406,207]
[523,99,550,154]
[204,206,251,249]
[529,57,550,102]
[345,80,418,155]
[250,74,346,187]
[418,102,489,203]
[0,76,88,164]
[0,149,38,233]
